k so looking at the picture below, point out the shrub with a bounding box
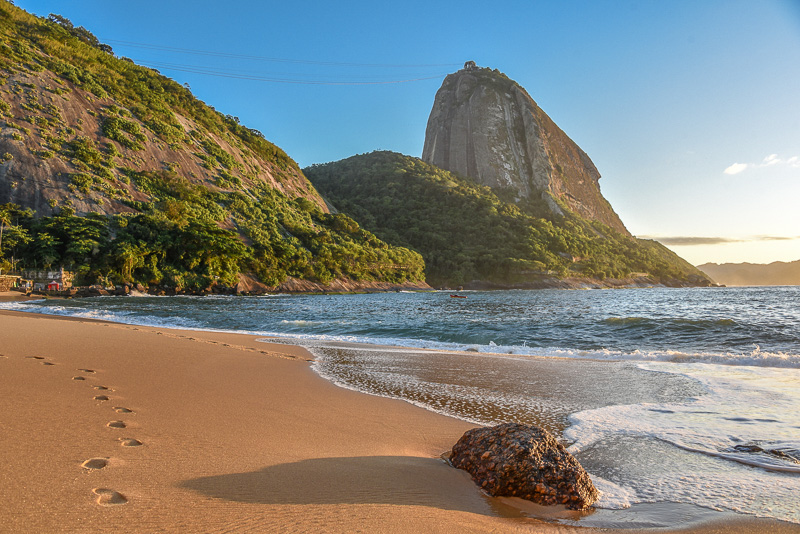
[65,136,102,166]
[70,172,94,192]
[101,116,146,150]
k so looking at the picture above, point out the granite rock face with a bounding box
[0,68,326,218]
[422,64,629,235]
[450,422,598,510]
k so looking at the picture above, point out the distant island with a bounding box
[698,260,800,286]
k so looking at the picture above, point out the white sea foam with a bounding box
[280,319,324,327]
[590,475,635,510]
[565,361,800,523]
[275,333,800,369]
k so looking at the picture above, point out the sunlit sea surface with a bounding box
[3,286,799,525]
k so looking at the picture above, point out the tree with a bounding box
[0,203,33,262]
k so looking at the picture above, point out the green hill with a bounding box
[305,151,713,288]
[0,2,423,291]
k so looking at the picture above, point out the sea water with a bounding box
[3,287,799,525]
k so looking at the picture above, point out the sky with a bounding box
[14,0,800,266]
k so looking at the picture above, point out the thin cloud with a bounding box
[641,236,741,246]
[724,163,748,175]
[723,154,800,175]
[641,235,800,246]
[755,235,799,241]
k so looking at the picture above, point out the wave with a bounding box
[3,299,799,369]
[301,339,800,369]
[604,317,737,327]
[668,440,800,474]
[280,319,325,327]
[269,332,800,369]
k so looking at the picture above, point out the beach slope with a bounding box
[0,308,546,532]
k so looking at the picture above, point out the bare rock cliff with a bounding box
[422,65,628,235]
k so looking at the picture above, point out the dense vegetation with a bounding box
[0,194,424,289]
[305,152,709,287]
[0,2,424,290]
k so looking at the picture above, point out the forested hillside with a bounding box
[306,152,712,288]
[0,2,424,290]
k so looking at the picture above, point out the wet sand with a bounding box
[1,295,798,533]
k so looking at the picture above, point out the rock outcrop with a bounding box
[0,68,326,217]
[422,64,629,235]
[450,422,598,510]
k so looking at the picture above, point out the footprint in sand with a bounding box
[27,356,55,365]
[77,368,96,374]
[113,407,133,414]
[81,458,108,470]
[118,438,142,447]
[92,488,127,506]
[107,421,126,429]
[72,376,86,381]
[94,395,110,401]
[93,385,111,391]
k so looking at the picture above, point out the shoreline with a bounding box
[1,299,798,532]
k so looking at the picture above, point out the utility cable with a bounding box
[137,59,449,84]
[104,38,460,69]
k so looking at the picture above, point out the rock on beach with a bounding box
[450,422,598,510]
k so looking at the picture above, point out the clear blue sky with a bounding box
[15,0,800,265]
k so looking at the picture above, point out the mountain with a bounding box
[698,260,800,286]
[0,2,424,291]
[305,151,713,288]
[422,63,628,234]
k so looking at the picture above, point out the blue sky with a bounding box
[14,0,800,265]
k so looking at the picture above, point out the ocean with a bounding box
[3,286,799,527]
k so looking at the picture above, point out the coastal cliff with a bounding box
[422,64,628,235]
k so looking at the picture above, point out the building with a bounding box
[22,268,74,291]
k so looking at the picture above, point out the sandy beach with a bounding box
[1,294,798,533]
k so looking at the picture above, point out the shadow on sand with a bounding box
[179,455,525,517]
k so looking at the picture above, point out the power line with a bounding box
[137,59,450,85]
[104,38,460,69]
[136,58,440,80]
